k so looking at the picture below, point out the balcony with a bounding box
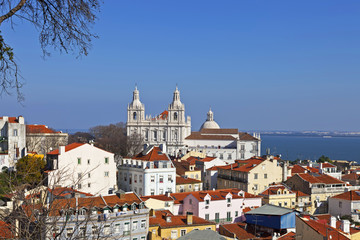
[214,217,232,224]
[218,174,247,183]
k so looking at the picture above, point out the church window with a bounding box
[162,130,166,140]
[174,112,178,120]
[153,131,158,141]
[133,112,137,120]
[144,130,149,141]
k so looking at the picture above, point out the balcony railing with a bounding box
[214,217,232,224]
[218,174,247,183]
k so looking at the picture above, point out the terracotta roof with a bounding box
[299,217,350,240]
[220,222,256,240]
[26,125,61,134]
[260,185,294,196]
[48,187,93,197]
[0,221,13,239]
[47,142,85,155]
[314,214,360,235]
[171,189,259,204]
[200,128,238,134]
[217,158,264,173]
[186,156,216,163]
[342,173,360,181]
[176,176,202,185]
[207,166,221,171]
[296,173,346,185]
[154,110,168,120]
[277,232,295,240]
[185,132,236,140]
[130,146,170,161]
[291,165,308,174]
[294,190,309,197]
[0,117,18,123]
[141,194,173,202]
[238,132,259,141]
[149,210,214,228]
[331,190,360,201]
[173,160,200,176]
[49,193,142,216]
[321,162,336,168]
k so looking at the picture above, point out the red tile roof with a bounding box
[321,162,336,168]
[260,185,294,196]
[155,110,168,120]
[220,222,256,240]
[171,188,260,204]
[186,156,216,163]
[47,142,85,155]
[141,194,173,202]
[0,221,13,239]
[173,160,200,176]
[185,132,236,140]
[238,132,259,141]
[176,176,202,185]
[48,187,93,197]
[342,173,360,181]
[149,210,214,228]
[200,128,239,134]
[331,190,360,201]
[26,125,60,134]
[294,190,309,197]
[130,146,170,161]
[299,217,350,240]
[0,117,18,123]
[297,173,346,185]
[277,232,295,240]
[217,158,265,173]
[207,166,221,171]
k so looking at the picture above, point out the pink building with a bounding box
[171,188,262,225]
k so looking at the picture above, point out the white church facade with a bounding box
[126,86,261,159]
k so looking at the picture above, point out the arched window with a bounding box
[174,112,178,120]
[133,112,137,120]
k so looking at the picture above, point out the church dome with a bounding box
[200,108,220,130]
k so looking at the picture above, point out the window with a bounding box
[241,153,245,159]
[66,227,73,237]
[133,112,137,120]
[105,157,109,164]
[13,129,18,136]
[88,173,91,178]
[264,173,267,179]
[78,173,82,179]
[168,175,172,182]
[134,174,137,183]
[79,227,86,237]
[132,220,138,230]
[219,153,224,160]
[78,184,82,189]
[228,154,232,160]
[292,201,295,206]
[284,201,288,206]
[151,189,155,195]
[180,229,186,236]
[167,187,172,193]
[92,226,98,235]
[159,188,164,195]
[227,211,231,221]
[153,131,158,141]
[159,175,164,183]
[241,145,245,150]
[88,183,91,188]
[124,222,130,234]
[205,214,210,220]
[254,173,258,179]
[87,159,90,165]
[77,158,81,165]
[174,112,178,120]
[139,175,143,183]
[150,175,155,182]
[235,211,238,217]
[104,225,111,235]
[253,184,258,190]
[189,184,192,189]
[171,230,178,239]
[215,212,220,221]
[163,131,166,140]
[163,162,167,168]
[279,202,282,207]
[205,199,210,205]
[104,171,109,177]
[227,198,231,203]
[189,199,192,204]
[141,219,146,229]
[339,202,342,208]
[124,173,127,181]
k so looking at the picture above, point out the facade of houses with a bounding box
[45,192,149,240]
[118,145,176,196]
[342,172,360,186]
[0,116,26,169]
[259,184,297,209]
[126,86,191,156]
[26,125,68,155]
[148,210,216,240]
[47,143,117,196]
[217,156,285,195]
[329,190,360,222]
[176,176,202,193]
[285,173,356,214]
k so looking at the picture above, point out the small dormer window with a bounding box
[205,199,210,205]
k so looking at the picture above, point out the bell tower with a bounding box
[127,85,145,123]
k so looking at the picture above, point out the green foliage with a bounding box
[15,155,46,186]
[318,155,333,163]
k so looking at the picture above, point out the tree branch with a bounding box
[0,0,27,25]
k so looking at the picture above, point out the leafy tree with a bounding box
[68,131,94,144]
[318,155,333,163]
[15,155,46,186]
[0,0,101,101]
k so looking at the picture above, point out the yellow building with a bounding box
[176,176,202,192]
[148,209,216,240]
[173,160,202,180]
[259,184,297,209]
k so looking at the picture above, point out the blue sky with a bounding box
[1,1,360,131]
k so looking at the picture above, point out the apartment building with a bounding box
[118,145,176,196]
[47,143,117,196]
[217,156,285,195]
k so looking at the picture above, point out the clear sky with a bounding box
[1,1,360,131]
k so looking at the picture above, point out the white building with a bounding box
[118,145,176,196]
[0,116,26,169]
[184,109,261,160]
[47,143,117,196]
[329,190,360,222]
[126,86,191,156]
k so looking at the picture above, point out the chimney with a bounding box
[160,144,166,153]
[341,220,350,233]
[330,216,336,228]
[186,212,193,225]
[149,209,155,217]
[18,116,24,124]
[166,214,172,222]
[2,116,8,122]
[166,192,170,197]
[59,146,65,155]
